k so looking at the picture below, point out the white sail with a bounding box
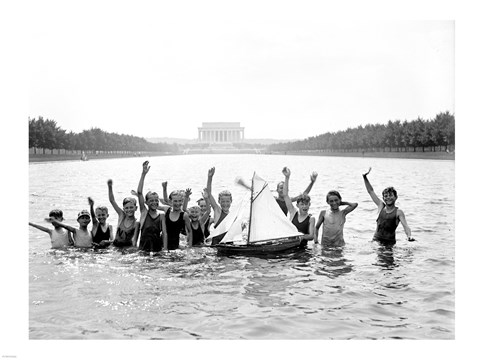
[207,193,249,242]
[249,173,303,243]
[218,173,302,244]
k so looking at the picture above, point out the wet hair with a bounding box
[197,198,206,205]
[145,191,159,202]
[122,197,137,206]
[95,206,109,214]
[276,181,285,190]
[218,190,232,201]
[48,209,63,219]
[296,194,311,204]
[382,187,398,198]
[326,190,342,203]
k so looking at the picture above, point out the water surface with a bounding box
[29,154,455,339]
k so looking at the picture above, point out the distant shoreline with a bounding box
[29,150,454,163]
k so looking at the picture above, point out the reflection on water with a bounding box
[29,155,455,339]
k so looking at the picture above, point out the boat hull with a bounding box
[214,236,306,256]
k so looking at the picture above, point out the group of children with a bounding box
[29,161,415,252]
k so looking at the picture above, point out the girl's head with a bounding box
[187,206,201,221]
[218,191,232,212]
[145,191,160,210]
[296,194,311,213]
[95,206,109,224]
[382,187,398,205]
[326,190,341,210]
[122,197,137,217]
[197,198,207,213]
[276,181,285,196]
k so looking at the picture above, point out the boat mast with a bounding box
[246,172,255,245]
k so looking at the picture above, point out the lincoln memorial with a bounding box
[197,122,245,143]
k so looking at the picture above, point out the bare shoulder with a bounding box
[318,210,326,218]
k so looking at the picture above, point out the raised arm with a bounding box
[397,209,414,241]
[292,171,318,202]
[282,167,296,218]
[341,201,358,216]
[107,179,123,216]
[161,181,170,205]
[137,161,150,213]
[88,197,98,227]
[362,168,383,208]
[49,219,77,234]
[182,188,192,212]
[28,222,52,235]
[206,167,221,218]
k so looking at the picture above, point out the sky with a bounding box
[27,2,455,141]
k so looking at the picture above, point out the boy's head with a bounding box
[297,194,310,206]
[48,209,64,228]
[187,205,201,221]
[122,197,138,216]
[95,206,109,223]
[48,209,63,221]
[77,209,91,226]
[170,190,184,210]
[326,190,341,210]
[145,191,160,210]
[218,190,232,212]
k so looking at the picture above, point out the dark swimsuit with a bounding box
[113,216,136,248]
[292,212,311,246]
[139,212,163,252]
[165,208,185,250]
[211,210,228,245]
[191,223,205,246]
[276,198,288,215]
[92,225,111,248]
[373,206,399,245]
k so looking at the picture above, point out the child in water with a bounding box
[88,197,114,249]
[275,171,318,215]
[282,167,316,245]
[197,188,213,238]
[108,179,140,248]
[164,189,192,250]
[187,204,211,246]
[314,190,358,247]
[206,167,233,245]
[136,161,167,252]
[29,209,73,249]
[50,210,94,248]
[362,167,415,245]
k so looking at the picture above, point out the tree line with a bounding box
[29,117,179,154]
[267,112,455,153]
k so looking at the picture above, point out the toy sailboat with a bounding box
[209,172,306,255]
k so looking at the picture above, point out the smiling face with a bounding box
[296,200,310,214]
[382,192,397,206]
[188,207,201,222]
[95,209,109,224]
[123,201,137,217]
[171,194,184,211]
[327,194,341,211]
[218,195,232,212]
[197,199,207,214]
[145,193,160,211]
